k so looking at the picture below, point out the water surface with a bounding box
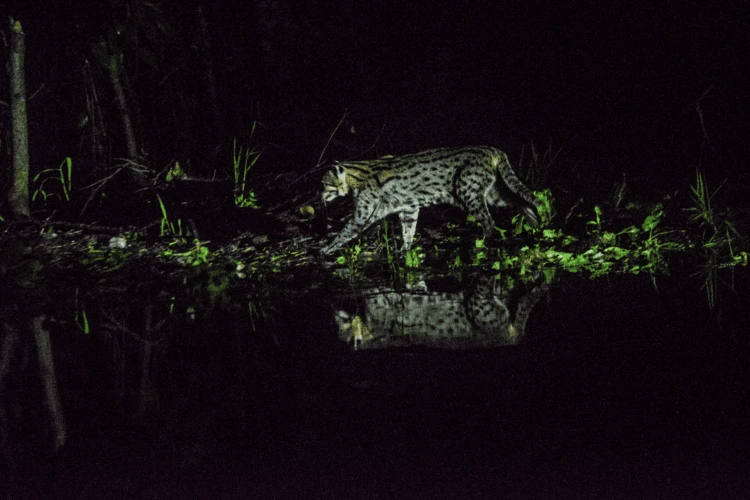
[2,272,748,498]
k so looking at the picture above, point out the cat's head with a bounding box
[321,165,350,203]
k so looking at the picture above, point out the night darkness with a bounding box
[5,1,749,190]
[2,1,750,498]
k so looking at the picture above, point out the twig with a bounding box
[315,110,348,169]
[28,83,45,101]
[158,65,181,86]
[695,85,713,142]
[360,122,387,157]
[102,311,167,346]
[38,220,135,235]
[286,111,349,189]
[80,166,126,215]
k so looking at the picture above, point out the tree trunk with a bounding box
[7,18,30,218]
[92,36,150,188]
[32,315,66,452]
[136,301,159,416]
[109,64,140,164]
[0,320,20,466]
[0,321,19,400]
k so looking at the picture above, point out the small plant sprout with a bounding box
[233,128,261,208]
[610,173,627,211]
[336,240,365,278]
[534,189,555,226]
[586,205,604,235]
[687,170,715,229]
[166,161,185,182]
[379,219,395,266]
[157,194,182,237]
[405,246,424,268]
[74,289,90,334]
[472,238,487,266]
[32,157,73,203]
[685,170,747,310]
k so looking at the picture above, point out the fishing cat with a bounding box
[320,146,541,254]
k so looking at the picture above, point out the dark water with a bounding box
[2,273,749,499]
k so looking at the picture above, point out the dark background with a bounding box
[2,3,750,495]
[3,0,748,208]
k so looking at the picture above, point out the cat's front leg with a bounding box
[398,208,420,251]
[321,203,379,255]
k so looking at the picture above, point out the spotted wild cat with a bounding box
[334,276,549,349]
[320,146,541,254]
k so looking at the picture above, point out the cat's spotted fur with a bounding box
[334,277,549,349]
[321,146,541,254]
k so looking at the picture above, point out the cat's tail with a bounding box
[494,151,542,227]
